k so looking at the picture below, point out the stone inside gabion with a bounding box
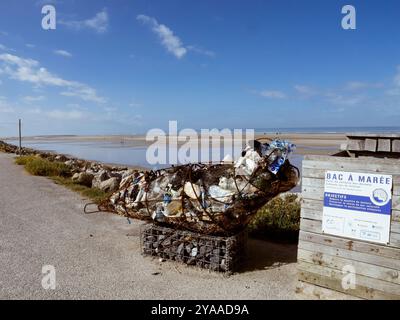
[141,225,247,273]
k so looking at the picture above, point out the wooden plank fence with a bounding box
[340,133,400,156]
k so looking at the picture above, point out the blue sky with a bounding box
[1,0,400,136]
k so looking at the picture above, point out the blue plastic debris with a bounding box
[266,139,296,174]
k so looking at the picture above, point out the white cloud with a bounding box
[15,103,87,120]
[0,96,15,113]
[26,44,36,48]
[60,86,106,104]
[385,65,400,96]
[137,15,215,60]
[293,84,365,107]
[26,107,42,114]
[346,81,383,90]
[103,106,117,113]
[129,101,142,108]
[35,0,62,5]
[187,45,216,57]
[386,89,399,96]
[0,53,106,103]
[0,53,65,85]
[0,43,15,52]
[0,106,14,113]
[60,8,109,33]
[54,49,72,58]
[325,92,364,106]
[23,95,45,103]
[46,109,84,120]
[294,85,317,97]
[394,66,400,87]
[0,31,8,36]
[137,14,187,59]
[66,103,83,109]
[259,90,286,99]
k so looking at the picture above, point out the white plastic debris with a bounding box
[184,182,201,199]
[208,185,235,203]
[234,148,261,176]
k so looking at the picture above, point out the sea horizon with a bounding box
[2,125,400,140]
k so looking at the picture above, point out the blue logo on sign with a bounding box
[371,188,388,206]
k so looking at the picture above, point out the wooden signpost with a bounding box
[297,134,400,300]
[18,119,22,156]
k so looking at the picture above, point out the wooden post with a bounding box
[18,119,22,156]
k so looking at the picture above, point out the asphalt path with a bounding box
[0,152,298,299]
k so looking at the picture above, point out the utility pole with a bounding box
[18,119,22,156]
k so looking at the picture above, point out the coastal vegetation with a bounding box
[15,155,111,204]
[15,155,70,177]
[249,194,301,243]
[8,145,301,240]
[52,176,112,204]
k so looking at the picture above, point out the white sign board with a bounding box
[322,171,392,244]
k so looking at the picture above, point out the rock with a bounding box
[72,172,94,187]
[122,169,135,179]
[97,169,110,181]
[85,169,96,175]
[185,244,193,254]
[109,171,122,179]
[177,243,185,255]
[92,170,110,189]
[99,177,120,192]
[199,246,206,256]
[64,160,74,166]
[55,155,67,162]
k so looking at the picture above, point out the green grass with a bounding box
[15,156,110,204]
[248,193,301,243]
[15,155,36,166]
[15,155,70,177]
[51,177,112,204]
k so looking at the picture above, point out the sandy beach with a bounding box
[3,133,346,157]
[256,133,345,155]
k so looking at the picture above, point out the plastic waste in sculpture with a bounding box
[102,139,299,235]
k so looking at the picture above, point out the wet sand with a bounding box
[4,133,346,157]
[256,133,345,155]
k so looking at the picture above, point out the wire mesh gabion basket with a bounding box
[141,224,247,273]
